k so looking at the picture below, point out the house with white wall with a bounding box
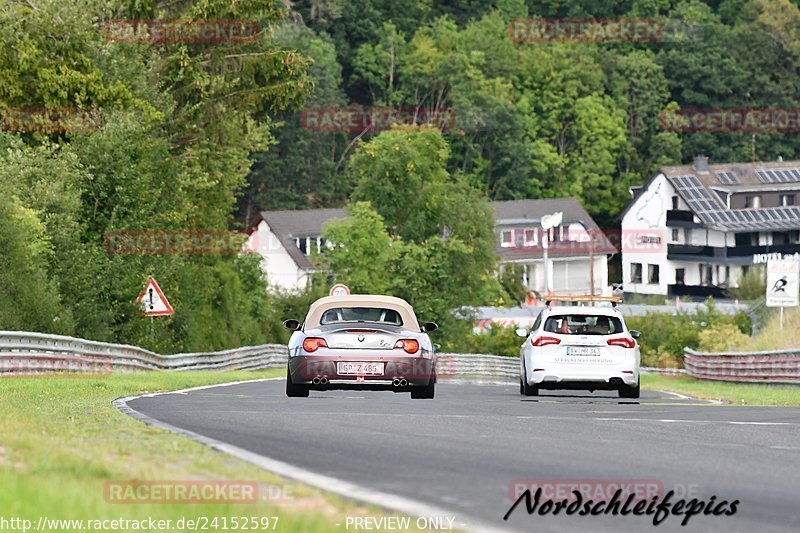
[246,199,615,294]
[620,156,800,298]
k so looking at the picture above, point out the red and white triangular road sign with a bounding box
[137,276,174,317]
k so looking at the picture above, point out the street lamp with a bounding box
[540,211,563,295]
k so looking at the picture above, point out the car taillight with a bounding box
[302,337,328,352]
[394,339,420,354]
[531,336,561,347]
[607,337,635,349]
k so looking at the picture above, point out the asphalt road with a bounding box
[127,380,800,533]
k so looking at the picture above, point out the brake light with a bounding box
[607,337,635,349]
[531,336,561,347]
[394,339,420,354]
[302,337,328,352]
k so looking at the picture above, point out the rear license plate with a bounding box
[566,347,601,356]
[337,362,384,375]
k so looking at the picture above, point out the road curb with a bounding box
[113,378,515,533]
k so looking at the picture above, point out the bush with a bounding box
[626,297,751,367]
[455,324,521,357]
[697,323,750,352]
[727,266,766,301]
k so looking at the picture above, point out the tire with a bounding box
[521,361,539,397]
[411,378,435,399]
[285,366,309,398]
[618,378,640,399]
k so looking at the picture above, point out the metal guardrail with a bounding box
[437,353,518,380]
[4,331,796,384]
[0,331,520,378]
[0,331,286,375]
[684,347,800,384]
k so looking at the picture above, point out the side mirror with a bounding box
[433,343,442,351]
[421,322,438,333]
[515,327,529,338]
[283,319,301,331]
[630,330,641,339]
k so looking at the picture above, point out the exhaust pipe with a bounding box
[320,377,329,385]
[399,378,408,387]
[392,378,401,387]
[312,377,321,385]
[609,377,623,386]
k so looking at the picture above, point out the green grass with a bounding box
[0,371,421,532]
[643,374,800,406]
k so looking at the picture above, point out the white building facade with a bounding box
[621,157,800,298]
[246,199,614,294]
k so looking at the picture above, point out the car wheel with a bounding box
[618,378,640,399]
[411,378,435,399]
[285,366,309,398]
[521,361,538,397]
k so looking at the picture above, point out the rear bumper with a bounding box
[288,354,434,387]
[524,360,639,388]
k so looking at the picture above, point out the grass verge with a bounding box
[0,371,421,532]
[643,373,800,406]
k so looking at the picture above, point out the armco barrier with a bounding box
[0,331,520,378]
[684,347,800,384]
[8,330,793,384]
[0,331,286,375]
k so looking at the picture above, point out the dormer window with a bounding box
[744,195,761,209]
[501,229,514,247]
[523,229,537,246]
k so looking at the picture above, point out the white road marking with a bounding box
[114,380,515,533]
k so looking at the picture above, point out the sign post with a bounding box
[766,259,800,329]
[137,276,174,341]
[540,212,562,296]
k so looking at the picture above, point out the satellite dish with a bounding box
[540,211,563,230]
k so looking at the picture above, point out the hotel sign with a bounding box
[753,252,800,264]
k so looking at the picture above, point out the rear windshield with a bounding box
[543,314,624,335]
[319,307,403,326]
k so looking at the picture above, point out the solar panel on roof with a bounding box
[716,171,739,184]
[755,168,800,183]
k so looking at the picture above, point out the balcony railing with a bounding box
[667,243,800,259]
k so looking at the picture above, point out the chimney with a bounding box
[692,155,709,173]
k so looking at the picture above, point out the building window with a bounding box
[675,268,685,285]
[501,229,514,247]
[296,237,309,255]
[774,231,791,245]
[780,194,795,206]
[700,264,713,286]
[671,229,679,242]
[672,195,679,209]
[631,263,643,284]
[744,195,761,208]
[523,229,537,246]
[648,264,660,284]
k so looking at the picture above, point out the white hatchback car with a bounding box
[517,299,641,398]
